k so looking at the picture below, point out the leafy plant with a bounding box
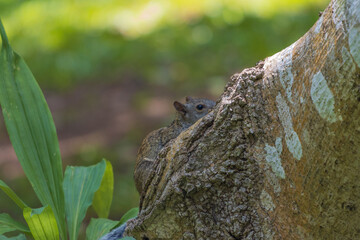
[0,19,137,240]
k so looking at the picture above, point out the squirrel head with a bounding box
[173,96,216,126]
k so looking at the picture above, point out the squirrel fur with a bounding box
[134,96,216,195]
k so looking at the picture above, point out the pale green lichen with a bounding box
[260,190,275,211]
[338,46,356,82]
[265,137,285,179]
[264,43,296,104]
[276,94,303,160]
[347,0,360,67]
[310,71,340,123]
[278,45,295,104]
[314,15,323,33]
[348,26,360,68]
[331,0,346,30]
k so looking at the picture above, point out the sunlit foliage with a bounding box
[0,0,328,92]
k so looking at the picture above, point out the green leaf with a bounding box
[23,206,59,240]
[92,160,114,218]
[85,218,119,240]
[0,20,66,239]
[63,160,107,240]
[121,237,135,240]
[118,208,139,226]
[0,233,27,240]
[0,180,28,210]
[0,213,30,235]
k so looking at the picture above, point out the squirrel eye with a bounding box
[196,104,204,110]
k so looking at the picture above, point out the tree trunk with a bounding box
[126,0,360,239]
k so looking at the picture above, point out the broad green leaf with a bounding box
[122,237,135,240]
[85,218,119,240]
[23,206,59,240]
[0,20,66,239]
[0,234,27,240]
[63,160,106,240]
[0,213,30,235]
[118,208,139,226]
[0,180,27,210]
[92,160,114,218]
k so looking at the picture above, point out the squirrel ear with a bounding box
[185,96,194,103]
[173,101,187,115]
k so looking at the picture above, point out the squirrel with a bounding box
[99,97,216,240]
[134,96,216,195]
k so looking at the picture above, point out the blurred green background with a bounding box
[0,0,328,238]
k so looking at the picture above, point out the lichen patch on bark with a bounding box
[264,43,296,104]
[348,28,360,67]
[314,15,324,34]
[275,94,302,161]
[310,71,340,123]
[331,0,345,31]
[347,0,360,67]
[265,137,285,179]
[260,190,276,211]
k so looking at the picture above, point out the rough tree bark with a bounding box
[126,0,360,239]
